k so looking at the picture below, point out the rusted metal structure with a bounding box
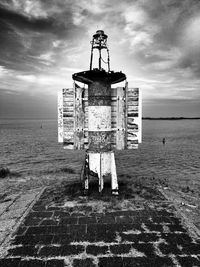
[58,30,142,195]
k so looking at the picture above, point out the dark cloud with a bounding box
[0,5,55,32]
[0,3,86,72]
[0,1,87,39]
[0,0,200,118]
[178,55,200,77]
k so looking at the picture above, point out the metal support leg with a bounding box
[99,153,104,193]
[80,153,89,195]
[111,153,119,195]
[84,153,89,194]
[87,152,117,195]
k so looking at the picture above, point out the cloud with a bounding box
[0,4,54,32]
[123,5,148,25]
[0,0,200,118]
[120,3,158,50]
[176,13,200,75]
[17,74,36,82]
[30,51,55,66]
[0,65,9,77]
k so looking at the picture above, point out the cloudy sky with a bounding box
[0,0,200,118]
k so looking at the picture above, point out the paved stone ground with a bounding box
[1,181,200,267]
[0,189,43,250]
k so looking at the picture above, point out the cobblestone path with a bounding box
[1,182,200,267]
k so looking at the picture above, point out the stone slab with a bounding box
[0,202,13,216]
[0,220,16,232]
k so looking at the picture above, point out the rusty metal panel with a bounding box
[88,131,112,152]
[88,82,111,106]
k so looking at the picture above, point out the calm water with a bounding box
[0,119,200,189]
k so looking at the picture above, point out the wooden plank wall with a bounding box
[83,88,89,150]
[59,85,141,150]
[62,88,74,149]
[58,89,64,143]
[110,86,141,150]
[110,87,126,150]
[74,85,85,149]
[60,85,88,149]
[126,87,142,149]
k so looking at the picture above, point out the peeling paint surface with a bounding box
[88,106,111,131]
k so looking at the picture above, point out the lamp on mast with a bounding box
[90,30,110,72]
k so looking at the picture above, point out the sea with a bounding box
[0,119,200,190]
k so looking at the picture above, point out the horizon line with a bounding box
[0,117,200,120]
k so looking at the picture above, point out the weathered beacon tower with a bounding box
[58,30,142,195]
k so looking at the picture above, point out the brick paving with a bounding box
[0,189,42,250]
[1,181,200,267]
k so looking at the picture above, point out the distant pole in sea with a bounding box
[162,138,166,145]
